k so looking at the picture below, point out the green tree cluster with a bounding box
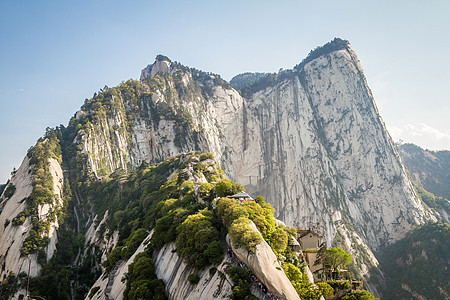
[176,209,223,268]
[411,179,450,214]
[228,217,263,253]
[216,197,265,253]
[282,263,333,300]
[0,272,27,300]
[315,244,352,281]
[244,199,276,239]
[3,183,16,199]
[225,266,258,300]
[88,152,229,299]
[341,290,379,300]
[124,252,166,300]
[187,274,200,284]
[216,195,293,256]
[215,179,244,197]
[15,128,64,256]
[399,143,450,200]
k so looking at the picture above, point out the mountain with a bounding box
[78,39,435,252]
[376,222,450,299]
[398,143,450,200]
[0,38,442,299]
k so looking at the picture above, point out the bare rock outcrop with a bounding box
[86,231,234,300]
[228,221,300,300]
[0,156,64,299]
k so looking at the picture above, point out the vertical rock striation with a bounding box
[0,155,64,298]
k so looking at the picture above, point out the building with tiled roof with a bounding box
[228,192,254,202]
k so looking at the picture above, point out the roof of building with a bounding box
[229,192,253,198]
[298,229,322,238]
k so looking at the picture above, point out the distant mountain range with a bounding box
[398,143,450,200]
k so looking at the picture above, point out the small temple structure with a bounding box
[228,192,254,202]
[297,230,322,249]
[297,229,323,281]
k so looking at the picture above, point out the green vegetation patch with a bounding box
[0,272,28,300]
[176,209,223,268]
[225,266,258,300]
[124,251,167,300]
[283,262,333,300]
[187,274,200,285]
[410,177,450,215]
[294,38,350,71]
[11,128,64,257]
[3,183,16,199]
[399,143,450,200]
[87,153,228,297]
[341,290,379,300]
[377,222,450,300]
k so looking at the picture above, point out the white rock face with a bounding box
[81,107,129,178]
[45,158,64,260]
[87,231,234,300]
[154,242,233,300]
[0,156,37,279]
[140,59,173,80]
[228,221,300,300]
[0,156,64,282]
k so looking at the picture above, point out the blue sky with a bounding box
[1,0,449,183]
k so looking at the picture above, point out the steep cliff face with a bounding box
[87,232,235,300]
[228,222,300,300]
[0,157,37,280]
[224,44,433,252]
[152,242,233,300]
[0,155,64,299]
[74,91,131,178]
[220,45,436,290]
[71,40,435,273]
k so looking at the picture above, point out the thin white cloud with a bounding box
[388,123,450,151]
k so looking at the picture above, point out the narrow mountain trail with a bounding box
[105,260,124,300]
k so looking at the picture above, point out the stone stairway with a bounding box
[105,260,123,300]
